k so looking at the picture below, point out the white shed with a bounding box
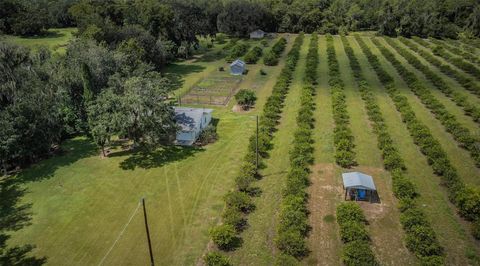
[250,29,265,39]
[174,107,213,146]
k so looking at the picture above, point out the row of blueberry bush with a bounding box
[263,37,288,66]
[372,38,480,168]
[399,37,480,97]
[275,33,318,264]
[326,34,357,168]
[429,38,480,65]
[412,37,480,81]
[384,37,480,124]
[204,34,304,266]
[355,35,480,241]
[345,35,444,264]
[244,46,263,64]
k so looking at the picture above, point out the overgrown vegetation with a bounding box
[344,35,445,263]
[326,34,357,168]
[276,33,318,263]
[356,35,480,241]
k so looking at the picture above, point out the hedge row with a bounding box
[326,34,357,168]
[206,34,304,258]
[336,202,378,266]
[225,42,250,63]
[399,37,480,97]
[276,33,318,263]
[429,38,480,65]
[372,38,480,168]
[263,37,288,66]
[412,37,480,80]
[345,35,445,263]
[384,38,480,124]
[355,35,480,240]
[244,46,263,64]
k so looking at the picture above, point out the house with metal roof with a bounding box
[250,29,265,39]
[342,172,377,202]
[174,107,213,146]
[230,59,246,75]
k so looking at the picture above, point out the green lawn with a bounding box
[229,34,309,265]
[6,33,480,266]
[2,28,76,54]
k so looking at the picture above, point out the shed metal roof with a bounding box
[230,59,246,67]
[342,172,376,190]
[174,107,213,132]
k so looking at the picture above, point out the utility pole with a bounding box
[256,115,259,170]
[142,198,155,266]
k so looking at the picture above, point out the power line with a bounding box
[98,201,142,266]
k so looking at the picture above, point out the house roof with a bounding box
[174,107,213,132]
[230,59,246,68]
[342,172,376,190]
[251,29,265,34]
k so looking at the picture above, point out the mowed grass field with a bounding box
[2,28,77,54]
[6,32,480,265]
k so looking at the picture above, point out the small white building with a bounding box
[230,59,246,75]
[250,29,265,39]
[174,107,213,145]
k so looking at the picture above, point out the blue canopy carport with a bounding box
[342,172,377,203]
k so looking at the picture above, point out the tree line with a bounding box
[1,0,480,39]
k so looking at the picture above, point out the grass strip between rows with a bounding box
[275,33,318,264]
[399,38,480,97]
[342,36,444,264]
[372,38,480,167]
[355,35,480,241]
[384,37,480,125]
[204,34,304,266]
[326,34,357,168]
[412,37,480,81]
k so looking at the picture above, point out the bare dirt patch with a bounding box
[306,163,342,266]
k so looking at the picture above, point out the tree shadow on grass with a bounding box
[163,63,206,91]
[114,145,205,170]
[0,178,47,265]
[15,137,97,183]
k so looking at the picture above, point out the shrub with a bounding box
[263,50,279,66]
[204,251,231,266]
[472,220,480,240]
[276,229,308,258]
[336,202,367,226]
[244,46,263,64]
[224,191,255,213]
[235,89,257,109]
[341,241,378,266]
[222,207,246,232]
[260,39,268,47]
[274,254,298,266]
[209,224,240,250]
[404,225,443,257]
[198,124,217,145]
[339,221,370,243]
[218,66,224,72]
[215,33,227,44]
[260,69,267,75]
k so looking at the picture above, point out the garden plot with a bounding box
[179,74,243,105]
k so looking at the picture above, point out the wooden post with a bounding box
[142,198,155,266]
[256,115,259,170]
